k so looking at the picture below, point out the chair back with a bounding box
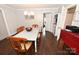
[32,24,38,28]
[17,26,25,33]
[9,36,27,53]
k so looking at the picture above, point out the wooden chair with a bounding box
[11,26,25,36]
[32,24,38,28]
[17,26,25,33]
[9,36,33,54]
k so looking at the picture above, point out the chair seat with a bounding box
[32,24,38,28]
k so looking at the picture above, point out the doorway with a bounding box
[43,12,57,35]
[64,6,76,28]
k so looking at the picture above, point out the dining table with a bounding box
[13,27,40,52]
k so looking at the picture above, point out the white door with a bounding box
[45,13,51,32]
[0,10,8,40]
[51,14,57,34]
[45,13,56,34]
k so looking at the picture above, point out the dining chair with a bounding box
[32,24,38,28]
[9,36,33,55]
[16,26,25,33]
[11,26,25,36]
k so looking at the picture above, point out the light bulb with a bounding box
[30,11,34,15]
[24,11,28,15]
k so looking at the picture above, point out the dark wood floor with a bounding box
[0,31,69,55]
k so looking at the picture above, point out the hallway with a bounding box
[37,31,58,54]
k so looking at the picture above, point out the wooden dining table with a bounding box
[13,27,40,52]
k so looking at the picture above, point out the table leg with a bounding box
[35,40,37,52]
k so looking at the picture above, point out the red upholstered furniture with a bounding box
[60,30,79,54]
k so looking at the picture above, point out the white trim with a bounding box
[16,8,59,11]
[0,8,10,35]
[2,4,17,10]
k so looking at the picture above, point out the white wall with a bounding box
[16,8,59,32]
[0,5,23,40]
[0,9,9,40]
[0,5,21,36]
[16,10,43,27]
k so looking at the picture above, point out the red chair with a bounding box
[9,36,33,54]
[11,26,25,36]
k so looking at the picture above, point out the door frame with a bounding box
[64,5,76,28]
[43,12,57,34]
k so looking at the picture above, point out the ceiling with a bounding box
[6,4,70,9]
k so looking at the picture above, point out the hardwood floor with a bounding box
[36,31,57,55]
[0,37,16,55]
[0,31,69,55]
